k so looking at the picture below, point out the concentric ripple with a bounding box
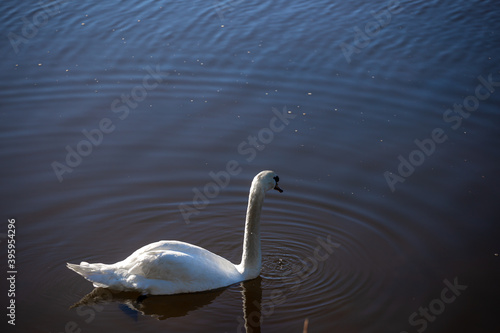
[259,220,372,320]
[231,182,404,328]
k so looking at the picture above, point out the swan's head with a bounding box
[255,170,283,193]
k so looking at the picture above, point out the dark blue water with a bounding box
[1,0,499,332]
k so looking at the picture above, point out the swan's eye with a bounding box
[273,176,279,183]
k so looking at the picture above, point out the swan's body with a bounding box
[67,170,282,295]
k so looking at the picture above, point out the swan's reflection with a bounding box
[70,277,262,331]
[239,277,262,333]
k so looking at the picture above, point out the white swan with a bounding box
[67,170,283,295]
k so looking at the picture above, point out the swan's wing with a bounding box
[118,242,242,294]
[121,240,207,265]
[128,250,200,280]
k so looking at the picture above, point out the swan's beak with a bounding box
[274,183,283,193]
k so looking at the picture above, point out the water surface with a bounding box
[1,0,499,332]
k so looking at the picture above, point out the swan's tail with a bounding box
[67,262,120,289]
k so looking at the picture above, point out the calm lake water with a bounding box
[1,0,499,332]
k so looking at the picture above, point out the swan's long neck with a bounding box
[238,179,265,278]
